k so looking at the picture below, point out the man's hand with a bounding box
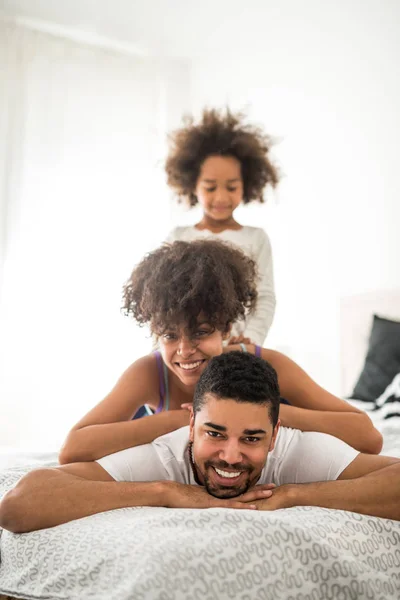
[253,484,295,511]
[163,481,276,510]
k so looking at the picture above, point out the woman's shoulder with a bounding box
[122,353,160,385]
[257,348,297,375]
[224,343,258,355]
[224,344,289,363]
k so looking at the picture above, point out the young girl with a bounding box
[59,240,382,464]
[165,108,278,346]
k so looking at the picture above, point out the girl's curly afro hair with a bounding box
[122,239,258,335]
[165,108,279,206]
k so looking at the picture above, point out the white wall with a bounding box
[188,0,400,394]
[0,21,191,449]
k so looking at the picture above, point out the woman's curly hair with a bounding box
[165,108,279,206]
[122,239,258,335]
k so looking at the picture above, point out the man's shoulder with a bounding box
[152,426,193,483]
[272,427,354,459]
[153,426,190,452]
[263,427,359,485]
[267,426,298,463]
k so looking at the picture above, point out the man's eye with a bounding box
[206,431,222,438]
[245,437,260,443]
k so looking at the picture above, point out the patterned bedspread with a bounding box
[0,462,400,600]
[1,406,400,600]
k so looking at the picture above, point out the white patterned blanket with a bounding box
[0,463,400,600]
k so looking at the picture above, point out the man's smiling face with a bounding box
[189,395,280,498]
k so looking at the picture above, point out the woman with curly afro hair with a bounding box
[165,108,279,346]
[59,240,382,465]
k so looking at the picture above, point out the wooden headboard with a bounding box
[340,290,400,397]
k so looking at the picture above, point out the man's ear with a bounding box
[189,408,195,442]
[268,419,280,452]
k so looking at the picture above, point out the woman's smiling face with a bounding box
[158,320,229,387]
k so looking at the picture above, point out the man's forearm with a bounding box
[284,463,400,521]
[0,470,274,533]
[0,468,166,533]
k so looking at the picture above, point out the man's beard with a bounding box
[188,442,254,499]
[203,462,253,498]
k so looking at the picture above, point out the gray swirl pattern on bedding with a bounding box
[1,465,400,600]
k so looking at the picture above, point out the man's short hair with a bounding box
[193,351,280,427]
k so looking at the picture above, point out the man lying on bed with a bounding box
[1,351,399,533]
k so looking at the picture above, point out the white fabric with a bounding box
[97,425,358,486]
[376,372,400,408]
[166,225,276,346]
[373,372,400,422]
[0,20,188,448]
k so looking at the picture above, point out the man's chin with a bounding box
[205,483,249,499]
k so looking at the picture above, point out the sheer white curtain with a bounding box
[0,21,184,448]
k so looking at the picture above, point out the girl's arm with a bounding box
[59,356,189,464]
[260,348,383,454]
[243,230,276,345]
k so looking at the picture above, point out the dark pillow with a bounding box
[374,372,400,419]
[351,315,400,402]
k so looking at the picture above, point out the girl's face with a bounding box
[194,155,244,222]
[158,320,230,388]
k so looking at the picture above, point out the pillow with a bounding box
[351,315,400,402]
[374,372,400,419]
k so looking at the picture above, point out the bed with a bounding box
[0,291,399,600]
[340,288,400,458]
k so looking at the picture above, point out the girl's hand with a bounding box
[228,335,252,344]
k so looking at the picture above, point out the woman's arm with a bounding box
[59,355,189,464]
[260,348,383,454]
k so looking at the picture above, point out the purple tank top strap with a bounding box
[154,351,165,413]
[255,345,262,357]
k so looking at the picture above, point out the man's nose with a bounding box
[219,440,243,465]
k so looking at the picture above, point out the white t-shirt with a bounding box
[166,226,275,346]
[97,426,358,486]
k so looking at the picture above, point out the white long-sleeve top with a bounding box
[166,225,276,346]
